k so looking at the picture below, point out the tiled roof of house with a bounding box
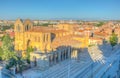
[27,26,67,33]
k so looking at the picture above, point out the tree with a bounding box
[1,34,13,51]
[5,55,18,69]
[26,46,33,64]
[1,34,14,61]
[1,34,25,75]
[1,26,12,31]
[6,56,25,76]
[16,56,25,75]
[94,22,104,27]
[109,33,118,49]
[2,51,16,61]
[0,47,3,60]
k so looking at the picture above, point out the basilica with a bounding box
[14,19,89,70]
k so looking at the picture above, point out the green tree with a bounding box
[6,56,25,76]
[109,33,118,49]
[94,22,104,27]
[5,55,18,69]
[1,26,11,31]
[0,47,3,60]
[16,56,25,75]
[2,34,25,75]
[26,46,33,64]
[2,51,16,61]
[1,34,13,51]
[1,34,14,61]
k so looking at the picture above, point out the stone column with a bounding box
[66,48,68,59]
[57,51,59,63]
[60,51,62,61]
[66,49,68,59]
[63,50,65,60]
[65,49,67,59]
[63,50,64,60]
[68,47,71,59]
[73,49,75,59]
[49,56,51,67]
[51,54,54,66]
[52,53,54,65]
[54,53,56,64]
[47,55,50,67]
[66,49,67,59]
[58,50,61,62]
[70,47,72,59]
[64,49,66,60]
[74,49,77,59]
[61,51,63,61]
[62,50,64,60]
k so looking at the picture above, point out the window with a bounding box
[46,34,48,41]
[26,25,30,31]
[17,24,20,32]
[43,34,45,42]
[38,37,40,42]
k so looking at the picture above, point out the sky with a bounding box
[0,0,120,20]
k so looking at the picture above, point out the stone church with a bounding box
[14,19,88,70]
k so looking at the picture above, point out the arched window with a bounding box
[27,40,31,47]
[43,34,45,42]
[26,25,30,31]
[46,34,48,41]
[17,24,20,32]
[26,25,28,31]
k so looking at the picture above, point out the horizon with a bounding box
[0,0,120,20]
[1,18,120,21]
